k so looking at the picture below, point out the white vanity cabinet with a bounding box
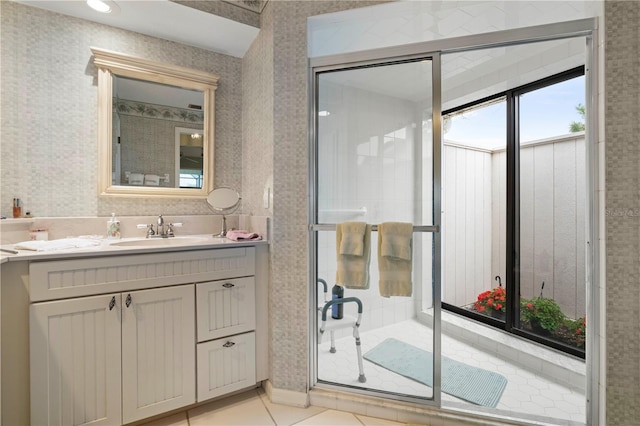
[30,285,196,425]
[26,246,262,426]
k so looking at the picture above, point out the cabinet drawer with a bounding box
[197,332,256,401]
[196,277,255,342]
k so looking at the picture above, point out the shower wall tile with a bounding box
[0,2,242,218]
[604,1,640,423]
[317,81,418,226]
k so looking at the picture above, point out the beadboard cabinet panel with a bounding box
[30,294,122,426]
[30,247,255,302]
[197,332,256,401]
[121,285,196,424]
[196,277,256,342]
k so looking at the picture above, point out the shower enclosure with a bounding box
[311,56,442,403]
[309,18,599,425]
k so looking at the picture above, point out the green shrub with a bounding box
[520,297,565,333]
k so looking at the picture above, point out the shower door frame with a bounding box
[309,53,444,406]
[308,17,599,422]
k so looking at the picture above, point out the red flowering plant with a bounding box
[565,316,586,349]
[474,286,506,314]
[569,316,586,337]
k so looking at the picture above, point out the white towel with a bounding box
[14,238,102,252]
[144,174,160,186]
[129,173,144,185]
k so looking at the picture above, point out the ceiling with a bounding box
[12,0,260,58]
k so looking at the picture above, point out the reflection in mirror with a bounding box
[176,127,204,188]
[93,47,219,198]
[113,76,205,189]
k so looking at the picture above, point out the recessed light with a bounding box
[87,0,113,13]
[318,110,330,117]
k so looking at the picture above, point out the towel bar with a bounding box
[310,224,439,233]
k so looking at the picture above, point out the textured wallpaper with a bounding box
[265,0,392,394]
[242,2,274,218]
[605,1,640,423]
[172,0,260,28]
[0,2,242,218]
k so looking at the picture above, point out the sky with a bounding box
[444,76,585,149]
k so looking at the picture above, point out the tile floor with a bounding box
[141,387,406,426]
[318,319,586,425]
[141,317,586,426]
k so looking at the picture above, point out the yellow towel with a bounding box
[378,222,413,297]
[339,221,367,256]
[336,222,371,289]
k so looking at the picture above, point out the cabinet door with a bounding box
[121,285,195,424]
[196,277,255,342]
[197,332,256,401]
[30,294,122,426]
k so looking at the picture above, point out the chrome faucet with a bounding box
[137,215,182,238]
[157,215,165,236]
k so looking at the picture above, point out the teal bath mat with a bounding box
[364,338,507,408]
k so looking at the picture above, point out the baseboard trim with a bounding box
[263,380,309,408]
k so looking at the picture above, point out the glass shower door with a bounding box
[312,56,442,403]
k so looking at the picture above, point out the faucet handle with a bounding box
[166,222,182,237]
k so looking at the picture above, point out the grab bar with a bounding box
[319,207,367,215]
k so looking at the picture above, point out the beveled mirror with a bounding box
[92,47,219,198]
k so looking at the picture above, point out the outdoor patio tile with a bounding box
[513,384,541,396]
[525,377,551,390]
[552,399,583,414]
[530,394,555,408]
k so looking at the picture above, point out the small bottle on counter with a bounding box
[12,198,22,218]
[107,213,121,239]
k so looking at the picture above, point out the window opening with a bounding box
[441,67,586,357]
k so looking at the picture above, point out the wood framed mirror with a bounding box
[92,47,219,198]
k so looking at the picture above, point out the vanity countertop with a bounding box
[0,234,267,263]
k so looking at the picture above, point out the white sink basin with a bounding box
[110,236,209,247]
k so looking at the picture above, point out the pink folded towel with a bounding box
[226,230,262,241]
